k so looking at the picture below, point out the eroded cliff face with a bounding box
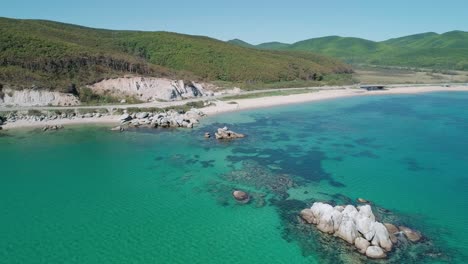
[88,77,215,101]
[0,89,80,107]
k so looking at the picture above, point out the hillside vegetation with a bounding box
[0,17,352,92]
[230,31,468,70]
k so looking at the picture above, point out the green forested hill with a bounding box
[226,39,255,48]
[232,31,468,70]
[256,42,290,50]
[383,31,468,49]
[0,17,352,92]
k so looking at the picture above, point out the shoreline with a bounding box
[2,85,468,130]
[200,85,468,116]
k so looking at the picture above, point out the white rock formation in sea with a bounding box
[301,202,394,259]
[0,88,80,107]
[88,77,216,101]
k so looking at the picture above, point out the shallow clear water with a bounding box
[1,92,467,263]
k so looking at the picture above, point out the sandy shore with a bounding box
[201,85,468,116]
[2,85,468,130]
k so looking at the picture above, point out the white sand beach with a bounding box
[201,85,468,115]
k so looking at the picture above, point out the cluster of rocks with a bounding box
[300,202,423,259]
[214,127,245,139]
[116,108,205,129]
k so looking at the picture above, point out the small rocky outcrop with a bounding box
[204,132,211,138]
[110,126,125,132]
[300,202,425,259]
[357,198,370,204]
[215,127,245,140]
[42,125,64,131]
[232,190,250,203]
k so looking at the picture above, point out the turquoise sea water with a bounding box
[1,92,467,263]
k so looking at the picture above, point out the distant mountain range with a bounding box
[228,31,468,70]
[0,17,351,92]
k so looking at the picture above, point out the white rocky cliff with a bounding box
[0,88,80,107]
[88,77,214,102]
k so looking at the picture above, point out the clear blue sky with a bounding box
[2,0,467,44]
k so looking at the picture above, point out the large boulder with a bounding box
[311,202,335,233]
[371,222,393,252]
[366,246,386,259]
[355,237,370,254]
[399,226,422,242]
[232,190,250,203]
[120,113,132,122]
[300,209,316,224]
[136,112,149,119]
[335,205,359,244]
[331,208,343,232]
[355,205,376,240]
[384,223,399,234]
